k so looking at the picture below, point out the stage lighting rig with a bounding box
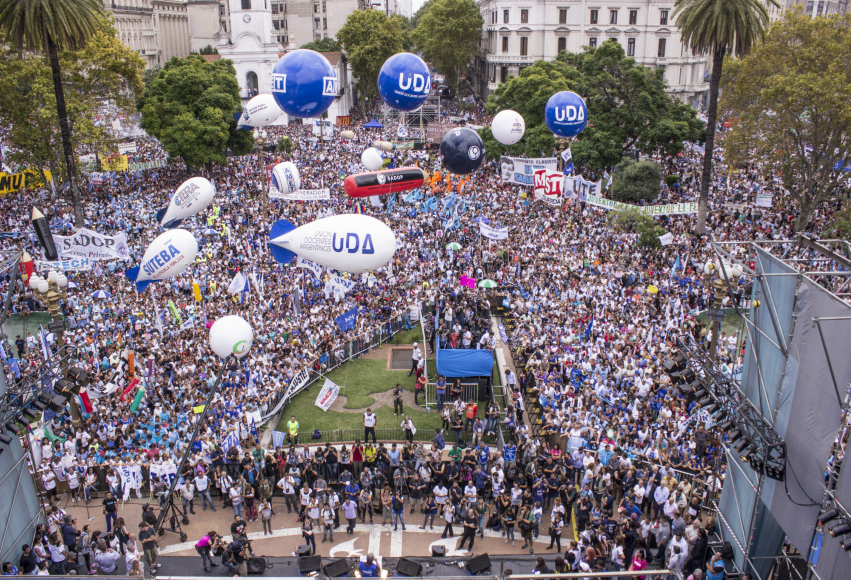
[819,510,839,526]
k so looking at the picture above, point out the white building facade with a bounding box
[105,1,191,68]
[471,0,709,108]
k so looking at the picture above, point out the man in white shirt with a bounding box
[194,473,216,512]
[363,408,377,444]
[277,475,297,513]
[408,343,422,376]
[433,484,448,514]
[177,480,196,515]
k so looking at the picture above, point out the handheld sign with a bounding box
[125,229,198,292]
[344,167,425,198]
[156,177,215,228]
[268,214,396,273]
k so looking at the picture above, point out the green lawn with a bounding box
[279,396,443,433]
[388,325,423,344]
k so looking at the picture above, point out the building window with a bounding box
[273,20,279,29]
[627,37,635,56]
[220,5,225,15]
[272,4,278,13]
[322,1,326,11]
[323,17,327,29]
[589,37,597,48]
[222,21,227,31]
[314,4,319,13]
[503,9,509,23]
[501,66,507,83]
[657,38,666,57]
[521,9,528,23]
[590,9,598,24]
[558,37,566,52]
[610,10,617,24]
[629,10,637,24]
[559,9,567,24]
[502,36,508,52]
[520,36,528,55]
[660,10,668,25]
[241,0,251,9]
[315,18,320,28]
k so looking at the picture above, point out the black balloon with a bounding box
[31,207,58,261]
[439,127,485,176]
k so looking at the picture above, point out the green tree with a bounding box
[392,15,414,52]
[199,44,218,55]
[138,55,252,171]
[300,37,342,52]
[0,0,104,226]
[609,159,663,203]
[674,0,777,234]
[414,0,483,87]
[143,66,161,90]
[609,208,667,249]
[337,10,403,100]
[277,136,293,154]
[721,9,851,232]
[412,0,437,29]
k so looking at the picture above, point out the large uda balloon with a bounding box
[491,110,525,145]
[440,127,485,176]
[209,315,253,359]
[344,167,425,198]
[156,177,215,228]
[361,148,384,171]
[545,91,588,138]
[377,53,431,112]
[236,94,283,130]
[270,162,301,194]
[271,49,337,118]
[125,229,198,292]
[268,214,396,273]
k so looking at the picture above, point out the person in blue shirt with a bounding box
[359,554,380,577]
[476,443,489,467]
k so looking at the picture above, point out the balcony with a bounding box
[487,81,500,92]
[487,54,535,64]
[110,2,153,13]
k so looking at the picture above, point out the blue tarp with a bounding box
[436,349,494,378]
[364,118,383,128]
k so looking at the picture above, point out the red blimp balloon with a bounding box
[344,166,425,198]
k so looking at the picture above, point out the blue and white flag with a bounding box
[335,306,358,332]
[561,148,572,162]
[221,430,240,453]
[296,256,323,280]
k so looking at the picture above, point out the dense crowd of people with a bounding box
[0,94,847,578]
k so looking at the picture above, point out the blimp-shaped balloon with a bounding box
[271,49,337,118]
[268,214,396,273]
[377,53,431,112]
[156,177,215,228]
[340,130,355,140]
[270,162,301,194]
[209,315,253,360]
[361,148,384,171]
[236,94,283,130]
[545,91,588,138]
[344,167,425,198]
[373,141,394,152]
[440,127,485,176]
[492,110,525,145]
[125,229,198,292]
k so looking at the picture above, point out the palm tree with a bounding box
[674,0,776,234]
[0,0,104,226]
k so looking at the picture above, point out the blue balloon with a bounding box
[545,91,588,138]
[440,127,484,176]
[378,53,431,112]
[271,49,337,118]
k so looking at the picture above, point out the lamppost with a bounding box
[703,259,742,362]
[29,270,82,428]
[254,129,269,220]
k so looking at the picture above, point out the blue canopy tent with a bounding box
[364,118,383,129]
[436,349,495,402]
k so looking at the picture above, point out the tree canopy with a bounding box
[300,37,341,52]
[337,10,404,100]
[609,159,663,203]
[486,42,704,169]
[137,55,252,170]
[414,0,483,87]
[720,8,851,232]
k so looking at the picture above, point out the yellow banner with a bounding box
[102,155,129,172]
[0,169,51,196]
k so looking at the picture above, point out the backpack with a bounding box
[313,429,321,439]
[721,541,734,560]
[392,497,403,511]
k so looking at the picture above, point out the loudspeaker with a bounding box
[662,352,687,373]
[396,558,423,577]
[467,554,491,575]
[298,555,322,573]
[247,557,267,574]
[431,545,445,557]
[323,559,350,578]
[670,368,695,384]
[297,545,313,557]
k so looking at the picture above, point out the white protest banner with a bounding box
[479,222,509,240]
[268,187,331,200]
[283,367,311,401]
[564,175,603,201]
[315,378,340,412]
[658,232,675,246]
[296,256,323,280]
[500,156,558,186]
[583,195,698,216]
[86,382,120,400]
[128,160,166,171]
[326,274,356,295]
[180,317,196,331]
[52,228,130,261]
[118,142,137,154]
[533,169,563,206]
[755,192,773,207]
[36,258,92,272]
[79,154,97,173]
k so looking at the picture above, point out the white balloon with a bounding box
[491,110,526,145]
[361,148,384,171]
[340,130,355,140]
[209,315,254,359]
[236,94,283,129]
[159,177,215,226]
[270,162,301,194]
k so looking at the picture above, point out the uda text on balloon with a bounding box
[377,53,431,112]
[545,91,588,138]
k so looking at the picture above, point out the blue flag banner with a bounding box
[221,430,240,453]
[335,306,358,331]
[271,431,286,449]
